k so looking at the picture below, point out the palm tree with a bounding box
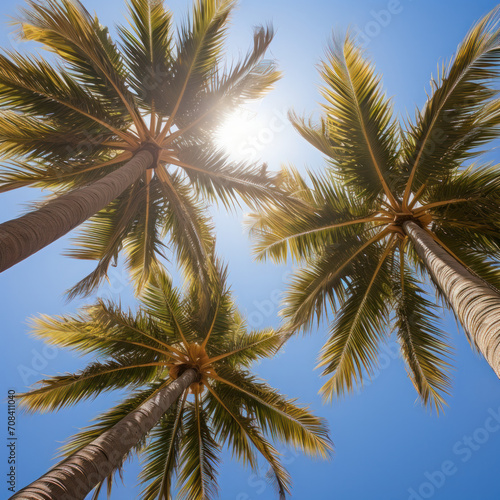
[11,267,332,500]
[250,8,500,412]
[0,0,281,297]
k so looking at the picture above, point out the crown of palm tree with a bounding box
[0,0,281,296]
[19,267,332,499]
[250,8,500,412]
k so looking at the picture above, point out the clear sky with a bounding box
[1,0,500,499]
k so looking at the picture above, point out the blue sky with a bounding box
[1,0,500,499]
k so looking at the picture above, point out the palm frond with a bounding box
[422,165,500,242]
[157,0,235,129]
[177,397,220,500]
[0,51,123,138]
[123,175,168,292]
[31,300,172,359]
[140,268,191,346]
[157,167,216,288]
[172,145,284,210]
[314,33,399,203]
[139,391,187,500]
[250,168,381,263]
[63,184,143,299]
[282,229,390,331]
[206,384,291,499]
[401,6,500,205]
[393,249,452,413]
[213,366,332,458]
[19,357,164,413]
[318,238,395,401]
[17,0,143,131]
[208,327,284,368]
[118,0,173,110]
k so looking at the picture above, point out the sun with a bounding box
[215,108,264,162]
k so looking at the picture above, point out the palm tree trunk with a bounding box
[0,149,154,272]
[404,220,500,377]
[10,369,197,500]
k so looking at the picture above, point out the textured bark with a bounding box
[0,149,153,272]
[10,369,196,500]
[404,221,500,377]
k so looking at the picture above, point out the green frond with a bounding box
[315,33,399,202]
[18,357,163,413]
[212,25,278,100]
[401,6,500,201]
[206,384,291,499]
[31,300,171,359]
[140,267,194,345]
[17,0,138,122]
[282,229,389,331]
[206,384,258,469]
[139,393,186,500]
[210,327,284,368]
[157,0,235,121]
[289,112,335,158]
[0,152,132,194]
[177,398,220,500]
[118,0,173,109]
[423,165,500,241]
[123,177,168,293]
[158,168,216,288]
[174,144,285,211]
[0,111,105,164]
[184,266,235,346]
[177,25,280,134]
[214,366,332,459]
[393,250,453,413]
[0,50,121,135]
[249,166,384,263]
[63,184,143,299]
[319,240,395,401]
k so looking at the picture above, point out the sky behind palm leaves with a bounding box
[1,0,500,499]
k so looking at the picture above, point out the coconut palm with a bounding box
[0,0,281,297]
[11,267,331,500]
[250,8,500,412]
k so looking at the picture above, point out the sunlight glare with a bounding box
[215,109,264,162]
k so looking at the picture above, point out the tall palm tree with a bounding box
[250,8,500,412]
[11,267,331,500]
[0,0,281,297]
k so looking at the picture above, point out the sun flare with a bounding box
[215,109,264,162]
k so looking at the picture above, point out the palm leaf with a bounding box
[139,392,187,500]
[118,0,173,110]
[319,238,395,400]
[213,366,332,458]
[314,34,398,203]
[19,357,164,413]
[206,383,291,499]
[18,0,144,131]
[393,249,452,413]
[177,397,220,500]
[401,6,500,205]
[282,228,390,331]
